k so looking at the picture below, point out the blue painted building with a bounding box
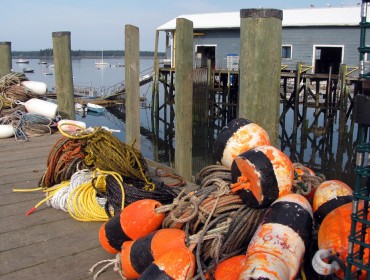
[157,5,369,75]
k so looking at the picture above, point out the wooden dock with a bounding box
[0,133,187,280]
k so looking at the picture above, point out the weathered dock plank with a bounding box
[0,133,125,279]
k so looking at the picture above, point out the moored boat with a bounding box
[87,103,105,113]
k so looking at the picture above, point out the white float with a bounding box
[21,81,48,95]
[24,98,58,119]
[0,124,14,138]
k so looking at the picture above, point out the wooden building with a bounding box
[156,5,370,75]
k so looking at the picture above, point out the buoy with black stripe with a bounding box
[213,118,270,169]
[239,193,313,280]
[312,180,353,224]
[120,228,187,279]
[230,145,294,208]
[138,247,195,280]
[211,255,247,280]
[313,201,370,279]
[99,199,165,254]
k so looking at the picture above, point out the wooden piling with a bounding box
[174,18,193,181]
[125,24,141,150]
[239,9,283,146]
[52,32,75,120]
[0,42,12,78]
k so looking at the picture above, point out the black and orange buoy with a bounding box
[230,145,294,208]
[138,247,195,280]
[99,199,165,254]
[120,228,187,279]
[312,180,352,224]
[213,118,270,169]
[240,193,313,279]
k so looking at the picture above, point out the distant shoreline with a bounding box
[12,49,165,59]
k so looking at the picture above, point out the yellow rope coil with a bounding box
[67,169,125,222]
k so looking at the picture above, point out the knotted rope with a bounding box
[293,162,326,196]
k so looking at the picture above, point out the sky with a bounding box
[1,0,361,52]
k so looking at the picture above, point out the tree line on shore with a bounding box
[12,48,165,58]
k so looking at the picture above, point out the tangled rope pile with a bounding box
[0,73,30,111]
[157,164,266,279]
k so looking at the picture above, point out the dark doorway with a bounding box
[314,46,342,74]
[195,46,216,68]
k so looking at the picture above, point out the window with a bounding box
[282,45,292,59]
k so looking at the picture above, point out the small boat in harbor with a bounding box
[23,68,35,73]
[87,103,105,113]
[16,58,29,64]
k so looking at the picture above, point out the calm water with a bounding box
[13,58,361,186]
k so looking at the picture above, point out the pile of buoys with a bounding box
[13,115,361,280]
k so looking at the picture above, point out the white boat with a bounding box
[95,48,110,68]
[16,58,29,64]
[87,103,105,113]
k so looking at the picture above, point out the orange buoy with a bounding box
[312,180,352,224]
[120,228,187,279]
[314,201,370,279]
[212,255,247,280]
[230,145,294,208]
[138,247,196,280]
[213,118,270,169]
[99,199,165,254]
[240,193,313,280]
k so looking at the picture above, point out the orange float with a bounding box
[240,193,313,279]
[312,180,353,224]
[213,118,270,169]
[120,228,187,279]
[313,201,370,279]
[230,145,294,208]
[99,199,165,254]
[138,247,195,280]
[212,255,247,280]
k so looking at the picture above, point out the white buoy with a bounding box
[21,81,47,95]
[24,98,58,119]
[0,124,14,138]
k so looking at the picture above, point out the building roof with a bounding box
[157,6,362,31]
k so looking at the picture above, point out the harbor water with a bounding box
[13,58,360,186]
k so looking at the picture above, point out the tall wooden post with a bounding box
[52,31,75,120]
[175,18,193,181]
[125,24,140,149]
[0,42,12,78]
[239,9,282,146]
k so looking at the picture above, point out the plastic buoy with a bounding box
[315,201,370,279]
[21,81,47,95]
[24,98,58,119]
[138,247,195,280]
[240,193,313,280]
[0,124,14,138]
[231,145,294,208]
[213,118,270,169]
[99,199,165,254]
[120,228,187,279]
[312,180,352,224]
[57,119,86,132]
[212,255,247,280]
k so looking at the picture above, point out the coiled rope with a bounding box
[39,135,87,187]
[99,175,179,217]
[58,124,154,190]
